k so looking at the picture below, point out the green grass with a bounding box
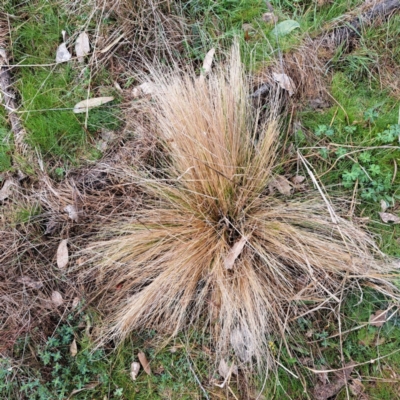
[11,0,120,172]
[299,72,400,256]
[0,108,13,172]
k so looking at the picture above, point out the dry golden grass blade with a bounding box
[81,43,398,372]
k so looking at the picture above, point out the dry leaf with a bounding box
[45,218,59,235]
[130,362,141,381]
[218,359,238,379]
[71,297,80,309]
[0,179,15,201]
[272,72,296,96]
[201,48,215,76]
[51,291,64,307]
[17,276,43,289]
[380,199,388,212]
[64,204,79,222]
[218,359,229,378]
[56,32,71,63]
[138,351,151,375]
[68,382,99,397]
[75,32,90,62]
[262,12,278,23]
[57,239,69,269]
[73,97,114,113]
[379,212,400,224]
[369,309,388,327]
[291,175,305,185]
[313,362,355,400]
[56,43,71,63]
[132,82,157,98]
[70,339,78,357]
[269,175,292,196]
[349,379,364,396]
[224,236,248,270]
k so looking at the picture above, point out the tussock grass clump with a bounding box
[84,45,396,370]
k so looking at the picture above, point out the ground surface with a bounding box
[1,0,400,399]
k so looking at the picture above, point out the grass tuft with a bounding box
[83,44,398,372]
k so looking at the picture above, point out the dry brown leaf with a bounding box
[379,212,400,224]
[380,199,388,212]
[218,359,230,379]
[75,32,90,62]
[17,276,43,289]
[269,175,292,196]
[45,218,59,235]
[272,72,296,96]
[56,43,71,63]
[130,361,141,381]
[64,204,79,222]
[369,309,388,327]
[262,12,278,23]
[70,339,78,357]
[201,48,215,76]
[224,236,248,270]
[51,291,64,307]
[132,82,157,98]
[313,362,355,400]
[138,351,151,375]
[73,97,114,114]
[56,31,71,63]
[218,359,238,379]
[291,175,306,185]
[57,239,69,269]
[0,179,15,201]
[71,297,80,309]
[68,382,99,397]
[349,379,364,397]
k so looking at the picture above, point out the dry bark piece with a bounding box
[17,276,43,289]
[51,291,64,307]
[224,236,248,270]
[130,362,141,381]
[379,212,400,223]
[138,351,151,375]
[57,239,69,269]
[369,309,388,327]
[70,339,78,357]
